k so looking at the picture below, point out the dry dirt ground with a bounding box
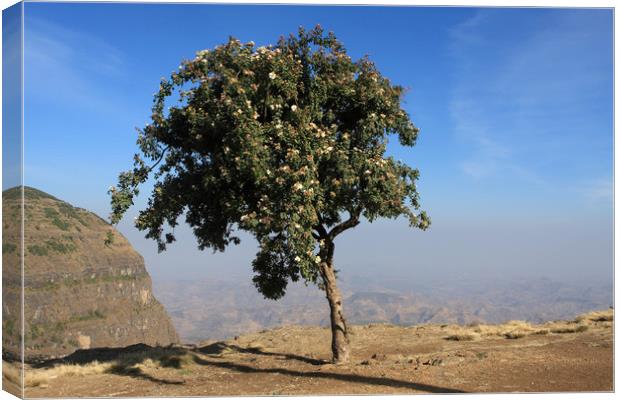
[4,310,613,397]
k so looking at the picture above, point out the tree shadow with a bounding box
[192,355,466,393]
[196,342,328,365]
[32,343,186,385]
[106,363,184,385]
[30,342,466,393]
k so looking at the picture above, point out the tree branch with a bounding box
[145,146,171,176]
[314,213,329,239]
[327,209,361,240]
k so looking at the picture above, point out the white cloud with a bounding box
[449,9,611,189]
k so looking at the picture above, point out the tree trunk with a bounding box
[319,241,350,364]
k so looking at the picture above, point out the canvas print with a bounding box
[1,2,614,398]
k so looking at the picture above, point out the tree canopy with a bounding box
[109,26,429,301]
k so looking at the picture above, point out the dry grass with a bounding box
[3,361,21,386]
[468,320,536,340]
[503,330,529,339]
[114,347,195,369]
[575,309,613,324]
[23,361,110,387]
[13,347,197,388]
[445,333,479,341]
[444,313,603,342]
[548,325,589,334]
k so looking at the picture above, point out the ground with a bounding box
[3,310,613,397]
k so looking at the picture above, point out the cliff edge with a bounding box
[2,187,179,361]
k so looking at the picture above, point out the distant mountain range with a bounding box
[152,272,612,343]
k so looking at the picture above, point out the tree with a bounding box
[109,26,430,364]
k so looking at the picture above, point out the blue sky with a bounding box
[17,4,613,285]
[3,3,21,189]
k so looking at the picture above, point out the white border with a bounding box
[0,2,615,400]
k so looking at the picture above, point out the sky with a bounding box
[13,4,614,287]
[3,3,21,190]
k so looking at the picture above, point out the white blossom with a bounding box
[291,105,298,112]
[269,72,277,80]
[294,256,301,262]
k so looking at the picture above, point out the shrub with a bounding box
[445,333,477,341]
[504,331,527,339]
[28,244,48,256]
[550,325,588,334]
[2,243,16,254]
[45,238,76,254]
[51,218,71,231]
[575,310,614,323]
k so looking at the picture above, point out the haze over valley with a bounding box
[153,272,612,343]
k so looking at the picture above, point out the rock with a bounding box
[370,353,386,361]
[2,187,179,361]
[421,357,444,367]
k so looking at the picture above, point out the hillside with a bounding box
[5,309,613,397]
[2,187,178,361]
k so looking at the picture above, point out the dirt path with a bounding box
[15,317,612,397]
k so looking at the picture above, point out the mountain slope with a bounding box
[2,186,179,361]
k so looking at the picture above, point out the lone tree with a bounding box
[109,26,429,364]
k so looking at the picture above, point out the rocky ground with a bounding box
[4,309,613,397]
